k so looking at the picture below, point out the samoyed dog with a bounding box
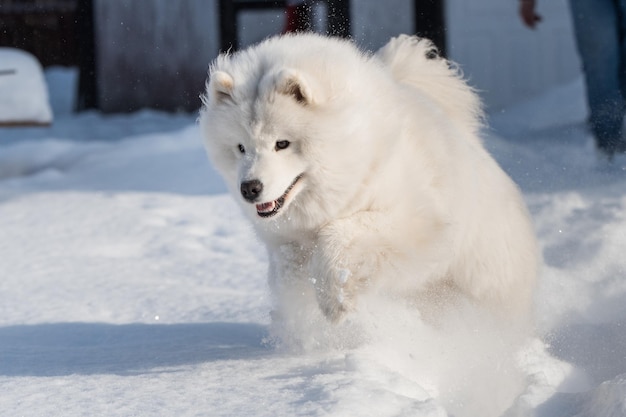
[199,34,538,331]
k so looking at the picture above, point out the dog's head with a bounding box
[200,66,316,230]
[199,34,393,236]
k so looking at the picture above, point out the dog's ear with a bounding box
[208,70,235,103]
[274,69,314,105]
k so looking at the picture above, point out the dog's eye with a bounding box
[237,144,245,154]
[275,140,290,151]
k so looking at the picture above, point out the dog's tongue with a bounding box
[256,201,275,213]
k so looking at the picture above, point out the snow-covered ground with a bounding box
[1,67,626,417]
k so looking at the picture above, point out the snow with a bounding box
[0,48,53,125]
[1,67,626,417]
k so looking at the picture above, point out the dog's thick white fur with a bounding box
[199,34,538,326]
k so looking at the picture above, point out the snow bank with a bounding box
[0,48,53,126]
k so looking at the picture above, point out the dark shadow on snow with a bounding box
[0,322,270,377]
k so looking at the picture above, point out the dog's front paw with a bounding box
[314,267,355,323]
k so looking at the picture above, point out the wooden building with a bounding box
[0,0,445,114]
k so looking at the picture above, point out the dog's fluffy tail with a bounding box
[376,35,484,136]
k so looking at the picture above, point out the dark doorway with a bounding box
[218,0,351,52]
[414,0,446,56]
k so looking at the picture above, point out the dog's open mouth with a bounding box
[256,174,303,218]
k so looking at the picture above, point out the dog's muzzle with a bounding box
[240,175,303,218]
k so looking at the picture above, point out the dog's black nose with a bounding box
[240,179,263,202]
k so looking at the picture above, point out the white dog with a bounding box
[199,34,538,327]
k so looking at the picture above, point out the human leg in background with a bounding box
[570,0,626,158]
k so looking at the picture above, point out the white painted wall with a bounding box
[446,0,581,110]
